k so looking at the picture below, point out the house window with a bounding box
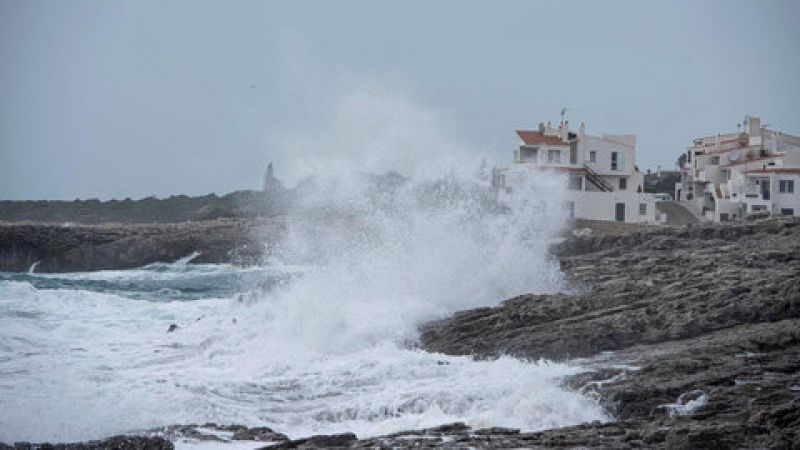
[589,151,597,162]
[565,201,575,218]
[781,208,794,216]
[547,149,561,163]
[619,178,627,190]
[611,152,618,170]
[720,213,729,221]
[711,156,720,165]
[751,205,767,212]
[520,146,538,163]
[779,180,795,193]
[639,203,647,215]
[568,175,583,190]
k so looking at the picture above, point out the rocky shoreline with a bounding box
[0,219,283,272]
[418,216,800,448]
[3,217,798,448]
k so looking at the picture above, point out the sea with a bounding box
[0,170,608,443]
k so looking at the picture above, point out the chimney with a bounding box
[746,115,761,137]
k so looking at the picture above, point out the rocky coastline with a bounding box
[418,216,800,448]
[0,219,283,272]
[3,217,798,448]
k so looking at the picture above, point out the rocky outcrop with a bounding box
[0,219,283,272]
[154,423,289,444]
[417,217,800,448]
[0,190,289,224]
[4,218,799,448]
[0,436,173,450]
[421,218,800,359]
[261,433,357,449]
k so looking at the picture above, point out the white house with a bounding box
[492,117,657,224]
[675,115,800,221]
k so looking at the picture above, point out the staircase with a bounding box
[656,201,701,225]
[583,164,614,192]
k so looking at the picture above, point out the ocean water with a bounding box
[0,171,608,443]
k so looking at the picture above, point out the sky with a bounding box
[1,0,799,200]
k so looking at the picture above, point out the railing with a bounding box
[583,164,614,192]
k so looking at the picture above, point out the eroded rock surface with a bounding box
[0,219,283,272]
[0,436,173,450]
[422,218,800,360]
[417,217,800,448]
[4,218,799,448]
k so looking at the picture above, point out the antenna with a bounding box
[560,107,569,123]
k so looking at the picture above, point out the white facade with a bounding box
[675,115,800,221]
[493,118,657,224]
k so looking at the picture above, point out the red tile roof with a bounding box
[516,130,568,146]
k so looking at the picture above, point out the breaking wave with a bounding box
[0,88,608,442]
[0,166,610,443]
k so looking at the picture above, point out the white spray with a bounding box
[0,88,608,442]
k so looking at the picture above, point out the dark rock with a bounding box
[167,324,178,333]
[0,219,284,272]
[416,216,800,448]
[0,190,289,225]
[259,433,357,449]
[424,217,800,360]
[231,427,289,442]
[12,217,800,448]
[1,436,173,449]
[425,422,469,433]
[153,424,289,444]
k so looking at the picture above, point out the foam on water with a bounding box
[0,87,610,442]
[0,166,609,443]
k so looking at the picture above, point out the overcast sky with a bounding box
[1,0,799,200]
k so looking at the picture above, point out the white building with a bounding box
[675,115,800,221]
[492,117,657,223]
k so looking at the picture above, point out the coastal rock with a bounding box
[0,219,284,272]
[154,423,289,443]
[0,436,173,450]
[259,433,357,449]
[417,216,800,447]
[7,217,800,448]
[423,218,800,359]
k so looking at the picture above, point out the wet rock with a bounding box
[153,424,289,444]
[11,217,800,448]
[231,427,289,442]
[0,219,284,272]
[259,433,357,449]
[422,217,800,360]
[425,422,469,433]
[0,436,173,449]
[418,216,800,448]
